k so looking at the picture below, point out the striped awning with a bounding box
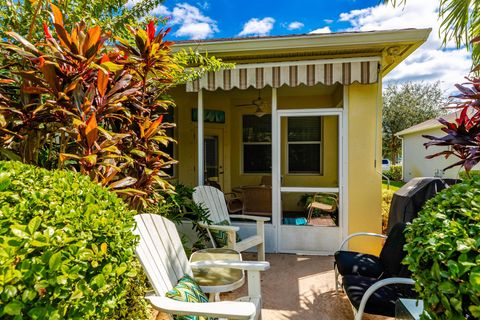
[186,59,380,92]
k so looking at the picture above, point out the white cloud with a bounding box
[287,21,304,30]
[309,26,332,34]
[170,3,218,39]
[150,4,170,16]
[324,19,334,24]
[238,17,275,37]
[338,0,472,93]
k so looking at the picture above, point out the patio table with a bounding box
[189,248,245,301]
[395,298,424,319]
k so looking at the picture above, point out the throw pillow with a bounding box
[210,220,242,247]
[165,274,209,320]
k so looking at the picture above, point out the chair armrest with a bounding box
[354,277,415,320]
[338,232,387,251]
[190,260,270,271]
[146,296,256,319]
[198,222,240,232]
[229,214,270,222]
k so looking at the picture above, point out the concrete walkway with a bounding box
[155,253,393,320]
[230,253,392,320]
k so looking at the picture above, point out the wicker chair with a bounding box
[241,185,272,217]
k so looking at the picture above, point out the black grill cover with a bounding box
[387,177,459,233]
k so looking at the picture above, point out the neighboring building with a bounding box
[170,29,430,255]
[396,111,474,181]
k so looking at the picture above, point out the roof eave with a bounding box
[172,28,431,56]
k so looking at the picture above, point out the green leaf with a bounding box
[70,289,83,300]
[4,300,24,316]
[49,252,62,271]
[28,217,41,234]
[10,225,29,239]
[469,269,480,291]
[130,149,146,157]
[101,61,124,72]
[0,172,11,191]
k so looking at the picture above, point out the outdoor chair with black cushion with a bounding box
[334,223,416,319]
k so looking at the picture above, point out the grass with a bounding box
[382,180,405,192]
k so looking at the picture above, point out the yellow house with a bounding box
[169,29,430,255]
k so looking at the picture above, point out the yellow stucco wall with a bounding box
[347,83,383,255]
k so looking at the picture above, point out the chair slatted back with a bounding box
[133,214,192,296]
[193,186,230,224]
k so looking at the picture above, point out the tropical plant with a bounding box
[423,74,480,176]
[161,183,212,251]
[0,7,231,210]
[383,82,445,163]
[385,0,480,64]
[0,160,150,319]
[403,177,480,319]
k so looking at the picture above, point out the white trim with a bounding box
[228,56,381,69]
[277,108,342,116]
[341,86,350,249]
[271,87,279,253]
[280,187,339,193]
[197,90,204,185]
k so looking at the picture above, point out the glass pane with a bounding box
[244,144,272,173]
[281,192,339,227]
[243,115,272,142]
[204,136,218,179]
[288,117,321,142]
[288,144,321,173]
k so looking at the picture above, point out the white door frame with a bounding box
[271,87,349,254]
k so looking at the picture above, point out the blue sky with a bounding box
[128,0,472,92]
[162,0,379,39]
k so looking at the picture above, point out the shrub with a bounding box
[0,161,150,319]
[383,164,402,181]
[403,177,480,319]
[381,189,395,234]
[459,170,480,181]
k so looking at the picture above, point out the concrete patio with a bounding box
[155,253,393,320]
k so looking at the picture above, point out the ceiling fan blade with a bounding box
[235,103,254,107]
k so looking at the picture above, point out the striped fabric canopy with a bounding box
[186,60,380,92]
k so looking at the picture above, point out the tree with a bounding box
[0,7,231,211]
[0,0,166,41]
[383,82,446,163]
[385,0,480,64]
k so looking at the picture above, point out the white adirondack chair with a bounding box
[193,186,270,261]
[133,213,270,320]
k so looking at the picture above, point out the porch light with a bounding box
[254,106,266,117]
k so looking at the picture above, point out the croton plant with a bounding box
[0,5,226,210]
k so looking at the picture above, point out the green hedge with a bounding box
[404,177,480,319]
[0,161,150,319]
[459,170,480,181]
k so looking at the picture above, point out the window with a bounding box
[243,115,271,173]
[287,117,322,174]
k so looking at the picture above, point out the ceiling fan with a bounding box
[235,90,268,117]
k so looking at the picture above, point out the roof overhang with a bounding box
[172,28,431,78]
